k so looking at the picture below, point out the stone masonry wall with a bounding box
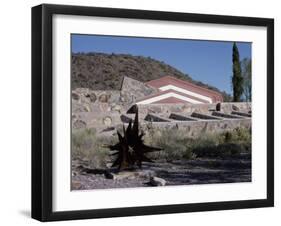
[128,102,251,115]
[71,76,251,139]
[138,118,251,140]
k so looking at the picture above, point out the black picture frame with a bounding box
[32,3,274,222]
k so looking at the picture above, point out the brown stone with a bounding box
[89,93,97,102]
[99,93,110,103]
[72,181,82,190]
[149,176,166,186]
[82,104,91,112]
[111,104,122,112]
[73,119,87,129]
[232,104,240,111]
[105,170,156,180]
[72,92,80,100]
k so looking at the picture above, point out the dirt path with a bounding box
[72,155,251,190]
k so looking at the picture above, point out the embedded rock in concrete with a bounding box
[103,116,112,126]
[83,104,91,112]
[111,104,122,113]
[73,119,87,129]
[105,170,156,180]
[71,181,82,190]
[149,176,166,186]
[72,102,92,113]
[219,102,251,114]
[71,90,252,140]
[73,88,121,104]
[88,93,97,102]
[232,104,240,111]
[72,92,80,100]
[131,103,217,116]
[141,118,251,139]
[98,93,110,103]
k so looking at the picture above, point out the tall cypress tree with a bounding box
[232,42,243,102]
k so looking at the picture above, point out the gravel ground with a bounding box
[72,154,251,190]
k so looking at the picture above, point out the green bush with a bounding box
[72,128,117,168]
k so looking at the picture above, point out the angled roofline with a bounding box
[146,75,224,101]
[136,89,210,104]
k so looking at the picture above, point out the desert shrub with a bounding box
[222,127,251,144]
[191,132,223,148]
[72,128,117,168]
[242,142,252,153]
[235,127,251,143]
[145,127,251,161]
[145,128,194,161]
[193,143,245,158]
[193,128,251,158]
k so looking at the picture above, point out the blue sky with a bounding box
[72,34,251,94]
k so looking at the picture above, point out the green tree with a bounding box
[241,58,252,101]
[232,42,243,102]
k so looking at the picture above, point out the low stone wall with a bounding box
[72,88,120,103]
[127,102,251,115]
[138,118,251,139]
[72,76,158,114]
[72,87,252,139]
[218,102,251,114]
[72,112,124,129]
[74,109,251,140]
[72,88,126,129]
[128,103,217,115]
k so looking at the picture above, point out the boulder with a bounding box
[88,93,97,102]
[111,104,122,113]
[103,116,112,126]
[71,181,82,190]
[83,104,91,112]
[99,93,110,103]
[232,104,240,111]
[149,176,166,186]
[72,92,80,100]
[73,119,87,129]
[105,170,156,180]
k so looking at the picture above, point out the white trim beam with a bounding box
[136,92,205,104]
[158,85,212,103]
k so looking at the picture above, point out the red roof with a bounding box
[151,96,189,104]
[146,76,223,103]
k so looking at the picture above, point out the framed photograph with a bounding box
[32,4,274,221]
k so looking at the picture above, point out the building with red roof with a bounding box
[136,76,223,104]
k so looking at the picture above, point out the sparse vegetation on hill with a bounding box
[72,52,232,101]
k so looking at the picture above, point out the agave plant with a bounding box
[108,106,161,170]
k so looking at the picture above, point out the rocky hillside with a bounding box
[72,52,231,101]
